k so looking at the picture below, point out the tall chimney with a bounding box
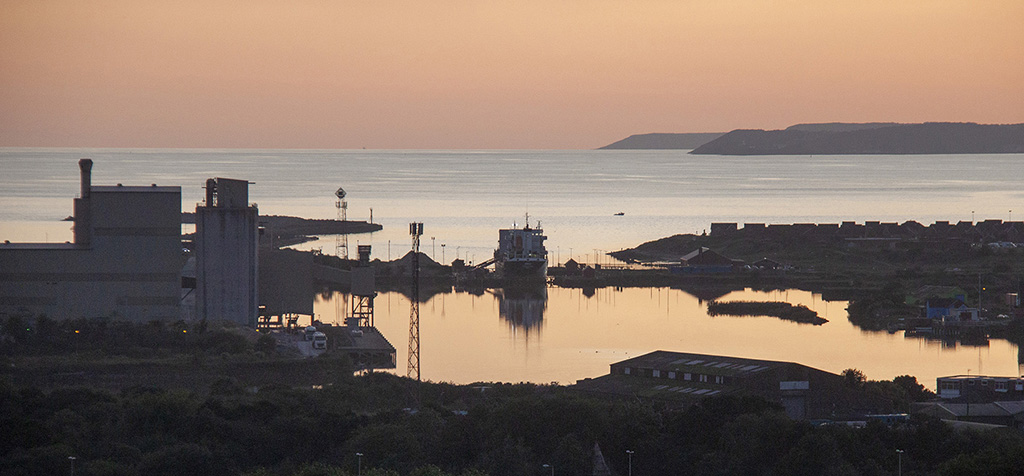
[74,158,93,245]
[79,158,92,199]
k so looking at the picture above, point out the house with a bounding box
[925,298,979,322]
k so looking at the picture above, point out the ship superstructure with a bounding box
[494,216,548,279]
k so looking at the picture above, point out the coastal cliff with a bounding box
[690,122,1024,155]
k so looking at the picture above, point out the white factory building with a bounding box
[0,159,183,321]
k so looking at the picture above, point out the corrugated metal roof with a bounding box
[612,350,792,377]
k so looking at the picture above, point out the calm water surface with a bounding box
[2,148,1022,387]
[2,148,1022,265]
[318,287,1021,390]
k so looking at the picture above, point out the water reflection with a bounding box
[493,286,548,333]
[314,286,1021,389]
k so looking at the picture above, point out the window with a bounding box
[653,370,661,378]
[684,373,692,381]
[981,380,988,386]
[624,367,631,375]
[668,371,676,379]
[995,381,1008,392]
[715,376,724,384]
[699,374,708,383]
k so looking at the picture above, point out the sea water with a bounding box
[2,148,1022,263]
[2,148,1022,386]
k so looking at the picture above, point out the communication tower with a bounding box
[335,187,348,259]
[408,222,423,381]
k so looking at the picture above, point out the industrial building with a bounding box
[936,375,1024,401]
[0,159,182,321]
[194,178,259,326]
[574,350,890,419]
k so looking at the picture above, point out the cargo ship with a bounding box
[494,217,548,280]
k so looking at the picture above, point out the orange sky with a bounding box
[1,0,1022,149]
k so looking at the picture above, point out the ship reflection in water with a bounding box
[493,286,548,334]
[315,286,1022,389]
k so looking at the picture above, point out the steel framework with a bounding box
[408,222,423,380]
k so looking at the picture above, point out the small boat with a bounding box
[614,212,625,216]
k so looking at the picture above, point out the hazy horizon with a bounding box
[2,0,1022,150]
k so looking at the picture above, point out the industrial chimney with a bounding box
[74,158,93,245]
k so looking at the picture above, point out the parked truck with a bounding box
[312,331,327,350]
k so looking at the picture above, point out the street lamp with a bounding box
[896,449,904,476]
[356,452,363,476]
[626,450,634,476]
[542,463,553,476]
[441,244,446,264]
[431,237,435,260]
[68,456,76,476]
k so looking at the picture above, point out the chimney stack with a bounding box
[79,158,93,199]
[74,158,93,245]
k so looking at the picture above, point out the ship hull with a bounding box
[496,259,548,280]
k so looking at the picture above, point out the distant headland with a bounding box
[598,132,725,150]
[601,122,1024,155]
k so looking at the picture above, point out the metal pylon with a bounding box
[335,194,348,260]
[408,222,423,381]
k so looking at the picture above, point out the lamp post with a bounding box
[68,456,76,476]
[896,449,904,476]
[441,244,446,264]
[626,450,634,476]
[431,237,436,260]
[356,452,363,476]
[542,463,553,476]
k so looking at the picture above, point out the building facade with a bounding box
[194,178,259,326]
[0,159,182,321]
[576,350,889,420]
[937,375,1024,401]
